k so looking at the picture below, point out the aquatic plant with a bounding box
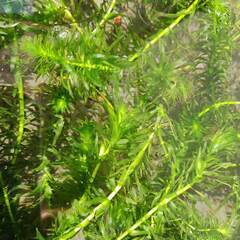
[0,0,240,239]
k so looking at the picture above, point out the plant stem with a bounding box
[52,115,64,146]
[74,94,115,207]
[33,45,114,71]
[155,9,189,18]
[116,181,196,240]
[0,173,16,225]
[51,0,83,34]
[12,40,24,164]
[69,0,75,11]
[129,0,201,62]
[63,8,83,34]
[198,101,240,117]
[59,125,157,240]
[93,0,118,33]
[99,0,118,28]
[66,60,114,71]
[75,149,110,208]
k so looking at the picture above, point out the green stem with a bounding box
[129,0,200,62]
[0,173,16,224]
[12,40,24,164]
[99,0,118,28]
[72,96,115,208]
[75,151,109,208]
[116,181,196,240]
[63,8,83,34]
[69,0,75,11]
[66,60,114,71]
[35,46,114,71]
[59,127,157,240]
[198,101,240,117]
[50,0,83,34]
[52,115,65,146]
[155,9,188,18]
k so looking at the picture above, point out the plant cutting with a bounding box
[0,1,240,240]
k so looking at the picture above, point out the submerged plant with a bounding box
[0,0,240,240]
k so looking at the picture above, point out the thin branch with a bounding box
[198,101,240,117]
[12,39,25,165]
[63,7,83,34]
[0,173,16,225]
[50,0,83,34]
[52,115,65,146]
[26,43,115,72]
[116,181,196,240]
[59,113,160,240]
[93,0,118,33]
[74,96,115,210]
[129,0,201,62]
[99,0,118,28]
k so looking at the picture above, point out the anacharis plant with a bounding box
[59,110,161,239]
[0,0,240,240]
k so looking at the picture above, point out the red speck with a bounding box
[114,16,122,26]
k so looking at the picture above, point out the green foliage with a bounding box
[0,0,240,240]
